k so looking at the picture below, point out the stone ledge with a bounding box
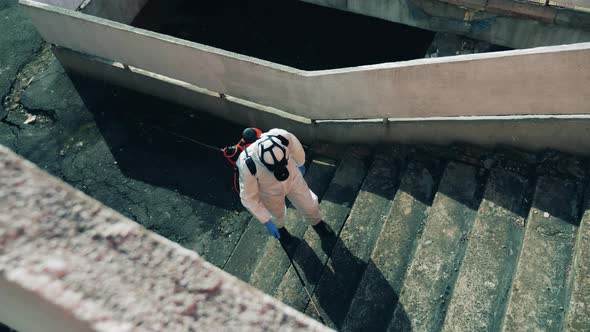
[486,0,557,23]
[0,145,330,332]
[555,8,590,28]
[439,0,489,11]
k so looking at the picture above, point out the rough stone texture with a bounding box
[502,176,580,332]
[0,0,43,111]
[565,186,590,331]
[0,0,43,150]
[389,162,481,332]
[304,147,403,329]
[6,1,590,330]
[20,65,252,268]
[274,146,370,311]
[0,4,253,270]
[222,218,270,282]
[442,168,529,332]
[0,145,330,332]
[341,155,442,332]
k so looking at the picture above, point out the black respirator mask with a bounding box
[258,135,290,181]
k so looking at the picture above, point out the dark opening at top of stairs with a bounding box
[132,0,437,70]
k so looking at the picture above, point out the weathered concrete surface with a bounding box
[248,156,337,294]
[222,217,270,282]
[0,145,330,332]
[3,57,253,268]
[341,155,442,332]
[49,46,590,155]
[442,168,529,332]
[274,147,370,310]
[502,176,580,332]
[565,186,590,331]
[300,0,590,48]
[6,2,590,330]
[0,1,255,270]
[390,162,481,332]
[0,0,43,130]
[304,147,403,328]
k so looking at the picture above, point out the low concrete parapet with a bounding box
[19,0,590,121]
[18,0,590,156]
[53,46,590,156]
[0,145,330,332]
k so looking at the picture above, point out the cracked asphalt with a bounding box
[0,0,252,269]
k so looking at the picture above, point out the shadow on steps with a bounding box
[68,73,247,210]
[65,72,253,267]
[284,223,411,331]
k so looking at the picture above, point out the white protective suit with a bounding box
[237,128,321,228]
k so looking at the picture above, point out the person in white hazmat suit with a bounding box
[237,128,328,241]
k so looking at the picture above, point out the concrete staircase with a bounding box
[223,144,590,331]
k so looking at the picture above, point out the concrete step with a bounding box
[223,151,338,282]
[273,146,372,311]
[222,217,269,282]
[341,154,444,332]
[441,168,531,332]
[248,155,338,293]
[564,185,590,331]
[502,176,581,332]
[389,161,482,332]
[303,146,406,328]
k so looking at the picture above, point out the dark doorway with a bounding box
[132,0,436,70]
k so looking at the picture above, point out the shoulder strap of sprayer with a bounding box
[243,147,257,176]
[243,134,288,176]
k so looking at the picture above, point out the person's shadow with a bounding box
[69,73,248,211]
[282,224,411,331]
[68,71,411,330]
[275,153,446,332]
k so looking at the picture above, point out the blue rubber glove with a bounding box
[265,220,281,239]
[298,165,306,176]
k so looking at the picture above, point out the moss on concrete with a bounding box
[442,168,530,332]
[304,146,404,328]
[390,162,481,332]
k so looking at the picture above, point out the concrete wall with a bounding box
[81,0,149,24]
[0,145,330,332]
[54,47,590,155]
[34,0,148,24]
[300,0,590,49]
[19,1,590,122]
[34,0,83,10]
